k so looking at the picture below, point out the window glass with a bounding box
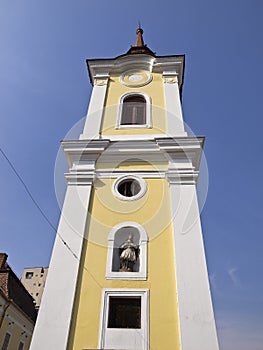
[2,333,11,350]
[25,272,33,279]
[18,342,24,350]
[121,95,146,125]
[108,297,141,328]
[117,179,141,197]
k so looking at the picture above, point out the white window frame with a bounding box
[112,175,147,201]
[106,222,148,280]
[116,92,152,128]
[98,289,149,350]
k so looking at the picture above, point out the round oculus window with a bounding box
[113,176,147,201]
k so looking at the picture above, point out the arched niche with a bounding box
[106,222,148,280]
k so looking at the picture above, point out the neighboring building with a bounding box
[30,28,219,350]
[21,267,48,310]
[0,253,36,350]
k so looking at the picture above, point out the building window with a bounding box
[18,342,24,350]
[106,222,148,280]
[25,272,33,279]
[108,297,141,328]
[2,333,11,350]
[113,176,147,201]
[121,95,146,125]
[117,92,151,128]
[99,289,149,350]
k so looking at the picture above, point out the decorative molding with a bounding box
[96,170,166,179]
[64,171,95,185]
[87,54,185,88]
[94,78,107,86]
[120,70,152,87]
[61,138,204,184]
[163,76,177,84]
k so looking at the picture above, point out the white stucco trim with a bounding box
[112,175,147,201]
[106,222,148,280]
[80,73,109,139]
[29,184,93,350]
[98,289,149,350]
[116,92,152,129]
[168,182,219,350]
[162,71,187,136]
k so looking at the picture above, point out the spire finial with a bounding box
[126,26,155,56]
[135,24,144,47]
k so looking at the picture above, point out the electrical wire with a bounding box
[0,146,103,289]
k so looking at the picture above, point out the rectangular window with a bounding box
[25,272,33,279]
[18,342,24,350]
[2,333,11,350]
[108,297,141,328]
[99,289,149,350]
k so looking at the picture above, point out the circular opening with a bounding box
[117,179,141,197]
[113,176,147,201]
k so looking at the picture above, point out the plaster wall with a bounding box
[67,177,181,350]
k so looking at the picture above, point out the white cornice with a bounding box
[61,137,204,185]
[87,54,184,87]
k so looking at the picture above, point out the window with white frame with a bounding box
[113,175,147,201]
[117,92,151,128]
[99,289,149,350]
[106,223,148,280]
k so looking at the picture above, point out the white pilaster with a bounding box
[163,71,187,136]
[168,179,219,350]
[80,73,109,139]
[29,182,93,350]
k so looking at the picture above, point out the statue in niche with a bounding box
[119,234,139,272]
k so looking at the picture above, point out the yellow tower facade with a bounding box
[30,29,219,350]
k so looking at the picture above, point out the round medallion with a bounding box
[128,74,143,82]
[120,70,152,87]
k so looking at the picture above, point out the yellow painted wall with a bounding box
[68,176,181,350]
[0,298,34,350]
[101,72,167,135]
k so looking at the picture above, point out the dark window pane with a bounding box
[118,180,141,197]
[2,333,11,350]
[25,272,33,279]
[108,297,141,328]
[18,342,24,350]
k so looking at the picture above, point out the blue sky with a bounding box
[0,1,263,349]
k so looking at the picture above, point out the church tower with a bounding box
[30,29,219,350]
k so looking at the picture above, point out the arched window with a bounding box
[121,95,146,125]
[117,92,152,128]
[106,223,148,280]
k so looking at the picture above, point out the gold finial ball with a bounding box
[136,27,143,35]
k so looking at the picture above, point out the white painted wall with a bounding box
[163,72,187,136]
[80,75,109,139]
[169,183,219,350]
[29,184,93,350]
